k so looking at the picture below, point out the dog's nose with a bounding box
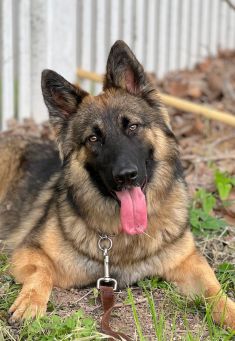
[113,166,138,185]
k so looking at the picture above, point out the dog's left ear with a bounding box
[104,40,171,128]
[103,40,148,95]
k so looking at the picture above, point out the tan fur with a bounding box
[0,136,26,201]
[9,248,55,320]
[164,250,235,329]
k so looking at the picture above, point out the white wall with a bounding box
[1,0,235,129]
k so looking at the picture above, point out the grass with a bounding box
[0,169,234,340]
[130,277,235,340]
[0,312,108,341]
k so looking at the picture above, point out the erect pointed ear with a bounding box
[103,40,148,94]
[41,70,88,161]
[41,69,88,127]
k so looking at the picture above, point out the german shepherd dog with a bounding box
[0,41,234,329]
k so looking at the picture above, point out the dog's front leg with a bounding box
[164,250,235,329]
[8,247,55,322]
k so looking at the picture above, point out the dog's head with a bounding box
[42,40,182,234]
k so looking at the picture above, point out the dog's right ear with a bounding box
[41,70,88,160]
[41,70,88,128]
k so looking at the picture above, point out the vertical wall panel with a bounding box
[1,0,14,129]
[146,0,155,72]
[77,0,83,68]
[189,0,200,68]
[142,0,149,66]
[219,0,228,50]
[168,0,179,72]
[227,1,235,50]
[135,0,145,64]
[179,0,190,70]
[81,0,92,91]
[153,0,161,74]
[110,0,119,44]
[104,0,111,59]
[93,0,105,94]
[47,0,76,81]
[18,0,31,120]
[157,0,169,78]
[123,0,134,48]
[118,0,124,40]
[30,0,48,122]
[130,0,137,52]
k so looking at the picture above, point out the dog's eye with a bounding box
[89,135,98,142]
[129,124,138,131]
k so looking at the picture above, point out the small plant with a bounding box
[190,187,226,236]
[194,188,216,214]
[214,169,235,201]
[138,277,168,290]
[190,208,227,236]
[19,310,105,341]
[216,262,235,291]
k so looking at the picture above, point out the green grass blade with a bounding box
[127,288,145,341]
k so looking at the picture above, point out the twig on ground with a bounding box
[210,133,235,148]
[114,298,147,309]
[73,289,94,304]
[181,154,235,162]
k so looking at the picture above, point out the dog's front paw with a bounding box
[212,296,235,330]
[8,288,47,322]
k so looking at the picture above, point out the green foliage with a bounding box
[216,262,235,291]
[214,170,235,201]
[138,277,169,290]
[190,208,226,236]
[19,310,103,341]
[190,169,235,236]
[195,188,216,214]
[190,184,228,236]
[0,254,20,314]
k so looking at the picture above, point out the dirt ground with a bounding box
[1,51,235,340]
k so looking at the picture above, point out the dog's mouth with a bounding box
[110,179,148,235]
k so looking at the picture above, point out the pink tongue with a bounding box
[115,187,147,235]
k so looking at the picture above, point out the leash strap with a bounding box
[100,285,132,341]
[97,235,131,340]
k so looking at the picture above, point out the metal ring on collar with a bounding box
[98,235,113,251]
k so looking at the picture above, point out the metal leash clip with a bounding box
[97,235,118,290]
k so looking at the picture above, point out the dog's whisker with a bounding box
[142,231,156,241]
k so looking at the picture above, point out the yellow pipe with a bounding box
[77,69,235,128]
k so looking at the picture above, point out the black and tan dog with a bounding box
[0,41,234,329]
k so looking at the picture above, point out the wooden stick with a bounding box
[77,69,235,128]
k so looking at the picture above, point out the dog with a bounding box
[0,40,234,329]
